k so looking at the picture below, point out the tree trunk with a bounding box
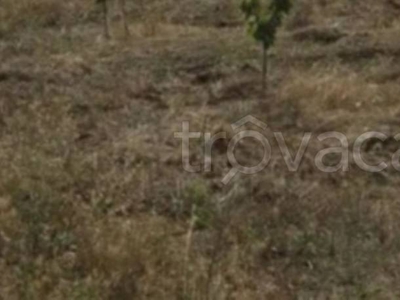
[262,44,268,94]
[119,0,130,37]
[102,0,111,39]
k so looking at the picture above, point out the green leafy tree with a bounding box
[241,0,292,92]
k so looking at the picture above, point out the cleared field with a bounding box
[1,0,400,299]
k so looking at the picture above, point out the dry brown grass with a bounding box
[0,0,92,35]
[1,0,400,299]
[278,66,399,132]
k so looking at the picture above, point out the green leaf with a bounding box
[240,0,292,49]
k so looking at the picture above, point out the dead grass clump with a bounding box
[74,215,184,298]
[0,0,92,35]
[236,171,400,298]
[286,0,319,30]
[286,0,400,31]
[291,26,347,44]
[162,0,242,27]
[208,75,262,105]
[278,67,388,132]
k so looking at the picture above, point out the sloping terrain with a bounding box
[1,0,400,299]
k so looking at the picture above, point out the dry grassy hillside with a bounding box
[1,0,400,299]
